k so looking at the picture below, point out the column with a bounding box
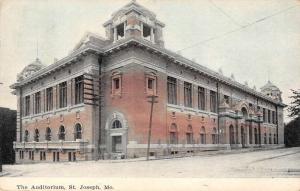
[113,27,117,42]
[150,28,154,43]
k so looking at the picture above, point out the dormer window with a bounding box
[116,23,125,40]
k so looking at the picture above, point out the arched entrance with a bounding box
[241,126,246,147]
[229,125,235,145]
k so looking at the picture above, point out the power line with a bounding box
[177,4,300,52]
[208,0,244,28]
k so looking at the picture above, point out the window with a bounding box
[45,127,51,141]
[59,82,67,108]
[184,82,192,107]
[212,128,218,144]
[254,128,258,144]
[143,24,151,41]
[116,23,124,40]
[167,77,177,105]
[169,123,178,144]
[112,74,121,95]
[25,95,30,116]
[210,91,217,113]
[268,110,271,123]
[273,134,276,144]
[263,108,266,122]
[29,151,34,160]
[272,111,275,124]
[34,129,39,142]
[34,92,41,114]
[269,133,272,144]
[24,130,29,142]
[148,78,154,90]
[186,125,193,144]
[19,151,24,159]
[46,87,53,111]
[75,76,84,104]
[113,78,120,90]
[58,126,65,141]
[112,120,122,129]
[200,127,206,144]
[74,123,82,140]
[198,87,205,110]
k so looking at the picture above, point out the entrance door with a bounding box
[112,136,122,153]
[241,127,246,148]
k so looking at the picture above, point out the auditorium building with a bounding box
[11,1,285,163]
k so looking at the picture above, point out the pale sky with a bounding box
[0,0,299,122]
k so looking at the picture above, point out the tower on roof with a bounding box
[103,0,165,47]
[260,80,282,102]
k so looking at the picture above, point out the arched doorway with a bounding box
[111,120,123,153]
[241,126,246,147]
[229,125,235,144]
[254,128,258,144]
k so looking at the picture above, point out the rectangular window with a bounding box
[59,82,67,108]
[268,110,271,123]
[46,87,53,111]
[198,86,205,110]
[112,75,121,95]
[113,78,120,90]
[148,78,154,90]
[186,133,193,144]
[272,111,275,124]
[25,95,30,116]
[167,76,177,105]
[184,82,192,108]
[34,92,41,114]
[75,76,84,104]
[210,91,217,113]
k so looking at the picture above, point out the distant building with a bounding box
[0,107,16,164]
[11,1,286,163]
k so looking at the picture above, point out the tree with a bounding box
[288,89,300,118]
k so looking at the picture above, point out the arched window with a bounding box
[45,127,51,141]
[186,125,193,144]
[212,127,218,144]
[112,120,122,129]
[58,126,65,141]
[200,127,206,144]
[241,107,248,119]
[34,129,39,142]
[24,130,29,142]
[74,123,82,140]
[169,123,178,144]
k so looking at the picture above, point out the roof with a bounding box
[10,34,286,107]
[260,80,280,91]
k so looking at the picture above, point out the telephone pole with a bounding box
[146,95,158,161]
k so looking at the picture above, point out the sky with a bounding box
[0,0,299,122]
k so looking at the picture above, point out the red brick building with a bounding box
[11,1,285,163]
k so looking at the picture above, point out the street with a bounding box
[2,147,300,178]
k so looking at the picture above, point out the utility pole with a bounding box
[0,82,3,172]
[146,95,158,161]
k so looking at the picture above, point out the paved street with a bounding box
[3,147,300,177]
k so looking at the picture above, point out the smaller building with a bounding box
[0,107,16,164]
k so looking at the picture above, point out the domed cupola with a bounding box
[17,58,46,81]
[260,80,282,102]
